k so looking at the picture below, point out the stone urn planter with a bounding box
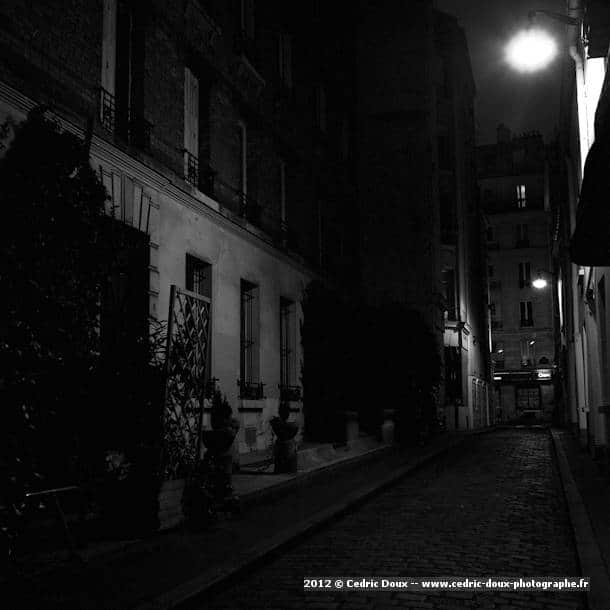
[270,415,299,473]
[381,408,396,444]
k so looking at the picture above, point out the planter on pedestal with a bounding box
[270,416,299,473]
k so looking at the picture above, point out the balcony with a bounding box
[279,384,301,402]
[238,379,265,400]
[98,87,152,150]
[183,151,217,197]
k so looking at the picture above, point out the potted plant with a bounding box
[270,402,299,473]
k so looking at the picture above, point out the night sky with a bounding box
[436,0,566,145]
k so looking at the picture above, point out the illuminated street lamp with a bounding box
[505,28,557,72]
[532,270,552,290]
[505,10,580,73]
[532,276,548,289]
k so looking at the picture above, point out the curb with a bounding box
[237,443,396,510]
[137,432,484,609]
[550,429,610,610]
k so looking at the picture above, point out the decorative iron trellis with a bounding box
[162,285,211,480]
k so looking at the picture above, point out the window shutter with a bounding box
[184,67,199,157]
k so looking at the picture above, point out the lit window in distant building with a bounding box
[518,262,531,288]
[442,269,457,320]
[516,184,527,208]
[520,337,536,367]
[520,301,533,326]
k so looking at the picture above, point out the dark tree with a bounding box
[0,108,108,499]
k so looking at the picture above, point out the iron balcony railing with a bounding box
[98,87,152,150]
[182,154,298,251]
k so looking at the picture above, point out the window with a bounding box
[516,223,529,247]
[184,67,200,186]
[186,254,211,298]
[278,32,292,88]
[520,338,536,367]
[238,121,247,196]
[100,0,147,146]
[600,276,608,399]
[240,280,260,389]
[280,298,296,395]
[315,85,326,132]
[516,184,527,208]
[520,301,533,326]
[442,269,457,320]
[186,255,212,385]
[518,262,531,288]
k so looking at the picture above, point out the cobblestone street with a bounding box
[192,429,585,609]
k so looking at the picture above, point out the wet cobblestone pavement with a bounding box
[195,429,585,609]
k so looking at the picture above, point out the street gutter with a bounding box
[551,428,610,610]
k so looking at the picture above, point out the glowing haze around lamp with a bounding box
[532,277,548,289]
[505,28,557,72]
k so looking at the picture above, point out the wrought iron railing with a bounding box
[98,87,152,150]
[279,384,301,402]
[238,379,265,400]
[99,87,116,132]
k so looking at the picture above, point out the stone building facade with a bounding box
[0,0,360,455]
[477,127,558,421]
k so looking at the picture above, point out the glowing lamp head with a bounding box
[506,28,557,72]
[532,277,548,289]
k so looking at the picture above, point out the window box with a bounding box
[238,379,264,400]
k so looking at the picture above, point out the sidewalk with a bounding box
[5,431,479,610]
[551,429,610,610]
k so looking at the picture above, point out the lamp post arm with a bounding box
[528,10,580,27]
